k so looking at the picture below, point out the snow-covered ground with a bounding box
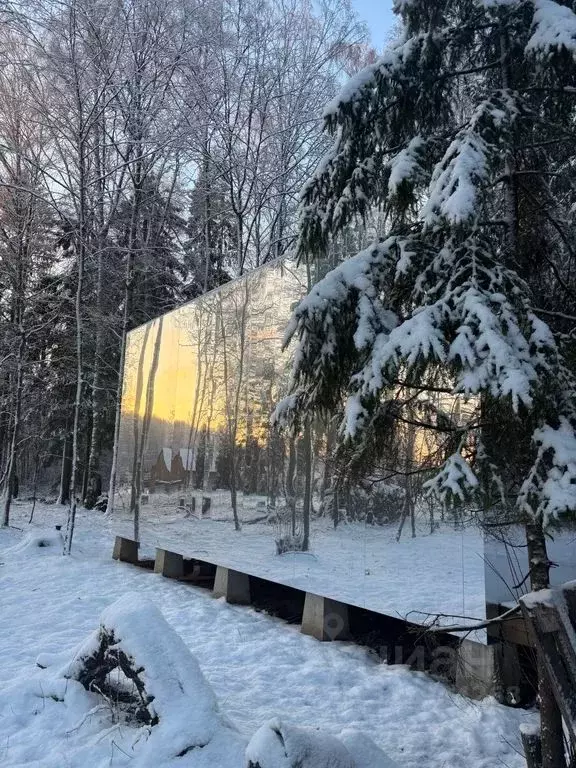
[0,500,535,767]
[112,488,487,628]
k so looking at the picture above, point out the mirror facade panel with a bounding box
[116,257,489,632]
[485,521,576,613]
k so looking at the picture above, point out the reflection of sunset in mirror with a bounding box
[120,258,478,470]
[122,317,183,422]
[120,260,308,437]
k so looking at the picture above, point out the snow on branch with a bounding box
[298,30,450,251]
[322,35,423,121]
[278,230,557,443]
[422,94,517,228]
[388,137,427,197]
[284,239,398,353]
[481,0,523,7]
[366,241,553,411]
[423,133,488,226]
[519,418,576,525]
[526,0,576,59]
[450,288,541,409]
[272,239,400,432]
[424,242,555,410]
[424,452,479,505]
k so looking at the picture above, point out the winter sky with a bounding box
[354,0,397,48]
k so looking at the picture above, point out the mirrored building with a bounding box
[114,256,576,654]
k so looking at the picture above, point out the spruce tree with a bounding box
[276,2,576,765]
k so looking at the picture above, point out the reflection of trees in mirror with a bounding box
[117,259,484,549]
[128,327,152,518]
[179,304,220,496]
[130,317,163,542]
[115,257,493,626]
[306,383,475,542]
[218,279,251,531]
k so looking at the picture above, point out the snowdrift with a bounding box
[245,719,397,768]
[2,593,244,767]
[3,527,63,555]
[245,719,356,768]
[2,592,397,767]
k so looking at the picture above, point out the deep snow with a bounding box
[0,500,536,767]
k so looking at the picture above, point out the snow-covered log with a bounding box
[47,593,244,766]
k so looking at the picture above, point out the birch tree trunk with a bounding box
[63,1,88,555]
[106,124,144,516]
[63,229,85,555]
[2,329,25,527]
[85,115,107,509]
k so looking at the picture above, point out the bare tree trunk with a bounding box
[63,231,85,555]
[410,493,416,538]
[81,407,91,501]
[106,333,125,515]
[396,497,409,543]
[219,287,248,532]
[62,0,92,555]
[28,455,40,524]
[320,420,336,503]
[286,436,296,533]
[202,128,212,293]
[397,421,416,542]
[106,147,143,515]
[2,330,25,527]
[58,435,72,505]
[183,319,216,492]
[85,218,105,508]
[302,425,312,551]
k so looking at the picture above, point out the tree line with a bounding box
[0,0,370,541]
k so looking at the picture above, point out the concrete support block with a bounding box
[213,566,251,604]
[112,536,139,564]
[154,548,184,579]
[455,639,496,699]
[301,592,350,641]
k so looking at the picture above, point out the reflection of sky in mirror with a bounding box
[121,260,308,429]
